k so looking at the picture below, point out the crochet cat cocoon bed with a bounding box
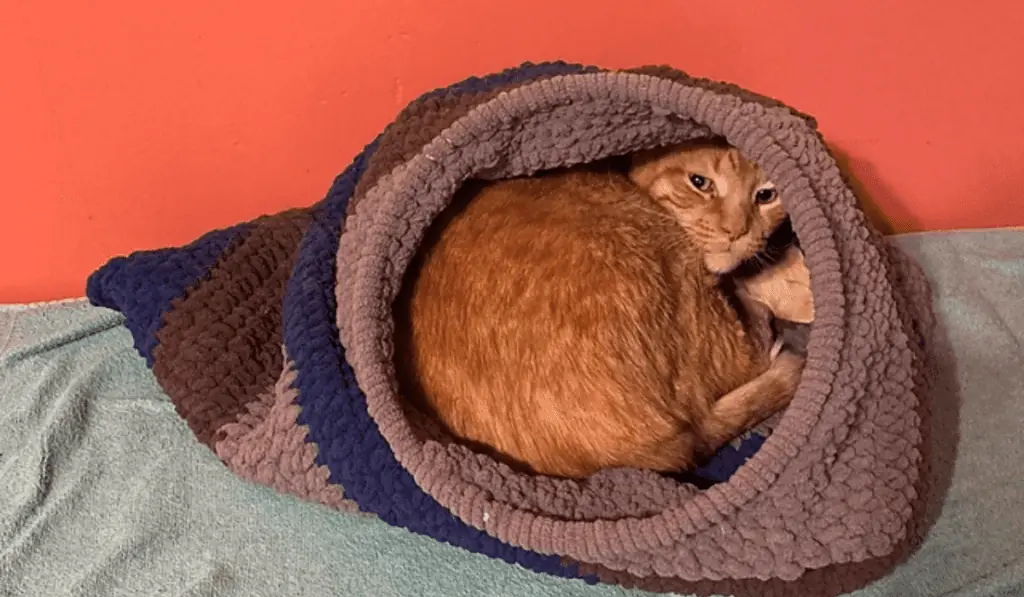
[86,62,935,597]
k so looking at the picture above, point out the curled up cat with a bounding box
[393,139,815,479]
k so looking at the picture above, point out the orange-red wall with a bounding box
[2,1,1022,303]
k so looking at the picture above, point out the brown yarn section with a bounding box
[349,65,598,216]
[153,210,311,448]
[214,351,360,513]
[336,70,933,586]
[627,65,820,129]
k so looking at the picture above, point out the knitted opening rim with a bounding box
[340,72,847,564]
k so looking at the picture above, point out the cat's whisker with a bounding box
[625,201,679,226]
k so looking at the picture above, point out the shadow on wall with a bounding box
[831,145,901,235]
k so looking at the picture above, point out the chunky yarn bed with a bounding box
[86,62,935,596]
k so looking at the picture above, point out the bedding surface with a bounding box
[1,228,1022,597]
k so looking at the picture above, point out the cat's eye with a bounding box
[688,174,712,192]
[754,188,777,205]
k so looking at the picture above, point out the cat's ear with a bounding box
[629,148,703,202]
[645,171,694,202]
[627,146,679,190]
[627,150,660,190]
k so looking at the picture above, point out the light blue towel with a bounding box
[2,229,1023,597]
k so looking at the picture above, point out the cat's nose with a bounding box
[721,221,750,241]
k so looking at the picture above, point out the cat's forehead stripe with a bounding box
[726,150,740,172]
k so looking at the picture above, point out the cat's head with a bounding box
[628,139,788,274]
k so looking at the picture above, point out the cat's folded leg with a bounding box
[696,349,806,457]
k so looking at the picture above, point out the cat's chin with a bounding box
[703,252,742,274]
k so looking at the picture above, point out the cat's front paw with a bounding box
[739,247,815,324]
[769,347,807,393]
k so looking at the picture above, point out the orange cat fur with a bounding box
[393,140,805,478]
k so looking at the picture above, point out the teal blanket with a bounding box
[2,228,1022,597]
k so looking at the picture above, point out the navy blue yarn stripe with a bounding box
[85,223,250,366]
[284,62,599,582]
[693,434,767,483]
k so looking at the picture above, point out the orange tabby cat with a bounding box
[393,140,807,478]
